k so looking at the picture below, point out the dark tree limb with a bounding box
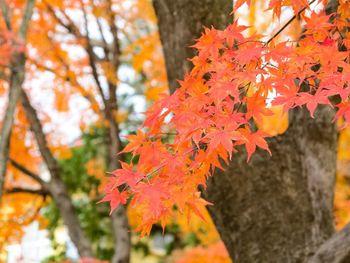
[6,187,49,196]
[80,0,108,107]
[9,158,46,185]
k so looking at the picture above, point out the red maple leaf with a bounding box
[98,189,128,214]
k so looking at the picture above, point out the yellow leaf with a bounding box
[145,87,166,101]
[100,61,119,85]
[256,105,288,136]
[54,89,69,112]
[114,110,128,123]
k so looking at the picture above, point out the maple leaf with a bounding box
[335,103,350,124]
[246,92,273,121]
[223,21,248,47]
[232,45,264,65]
[98,189,128,215]
[133,181,171,219]
[289,0,309,14]
[238,127,271,161]
[185,192,213,222]
[234,0,251,10]
[267,0,283,19]
[109,162,145,189]
[304,12,334,41]
[121,130,148,155]
[296,90,331,117]
[192,27,224,59]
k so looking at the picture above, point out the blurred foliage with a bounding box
[43,127,115,260]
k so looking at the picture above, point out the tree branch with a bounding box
[20,89,94,258]
[9,158,46,185]
[266,0,317,45]
[79,0,108,106]
[21,90,62,178]
[308,222,350,263]
[19,0,36,39]
[0,0,36,202]
[6,187,49,196]
[44,0,83,39]
[0,0,12,30]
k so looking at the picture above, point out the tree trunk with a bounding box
[0,0,35,201]
[205,106,337,262]
[104,86,131,263]
[153,0,233,93]
[106,114,131,263]
[21,90,94,258]
[0,52,26,200]
[153,0,350,262]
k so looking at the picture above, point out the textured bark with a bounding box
[309,222,350,263]
[153,0,233,94]
[205,106,337,262]
[153,0,348,262]
[21,90,94,258]
[0,0,35,201]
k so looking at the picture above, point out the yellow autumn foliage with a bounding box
[171,242,231,263]
[256,105,289,136]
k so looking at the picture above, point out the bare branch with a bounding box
[0,0,12,30]
[6,187,49,196]
[9,158,46,185]
[21,90,62,178]
[20,89,94,257]
[44,0,83,39]
[79,0,108,106]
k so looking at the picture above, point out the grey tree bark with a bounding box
[153,0,350,262]
[21,91,94,258]
[0,0,35,202]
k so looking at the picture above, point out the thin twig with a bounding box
[266,0,317,45]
